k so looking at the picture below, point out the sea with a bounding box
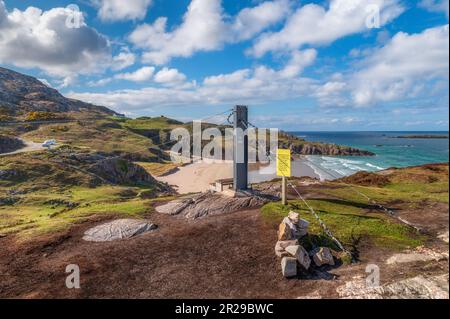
[290,131,449,180]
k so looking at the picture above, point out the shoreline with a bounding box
[155,159,321,194]
[154,156,449,194]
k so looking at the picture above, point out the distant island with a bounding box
[393,134,449,139]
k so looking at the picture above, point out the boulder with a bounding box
[88,157,156,185]
[288,211,299,223]
[281,257,297,278]
[312,247,335,266]
[0,135,24,154]
[297,218,309,237]
[278,222,292,241]
[285,245,311,270]
[83,219,157,242]
[282,216,309,239]
[275,240,299,257]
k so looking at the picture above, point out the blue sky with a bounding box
[0,0,448,130]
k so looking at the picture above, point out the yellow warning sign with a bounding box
[276,149,291,177]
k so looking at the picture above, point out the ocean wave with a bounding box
[304,155,385,180]
[365,163,385,170]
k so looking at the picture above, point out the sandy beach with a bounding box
[156,159,320,194]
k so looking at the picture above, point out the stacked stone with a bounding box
[275,211,336,278]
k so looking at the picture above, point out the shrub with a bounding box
[25,111,64,121]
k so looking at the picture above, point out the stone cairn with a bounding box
[275,211,336,278]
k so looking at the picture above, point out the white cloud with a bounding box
[231,0,291,41]
[314,81,348,107]
[115,66,155,82]
[129,0,226,65]
[204,49,317,87]
[0,1,110,77]
[278,49,317,78]
[68,50,318,111]
[419,0,449,18]
[112,48,136,71]
[352,24,449,106]
[129,0,289,64]
[250,0,404,57]
[154,68,187,85]
[87,77,113,87]
[203,69,251,86]
[93,0,153,22]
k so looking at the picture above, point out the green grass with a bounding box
[0,185,162,239]
[120,116,183,130]
[21,120,160,161]
[321,181,449,208]
[261,199,424,251]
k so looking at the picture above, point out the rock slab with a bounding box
[83,219,157,242]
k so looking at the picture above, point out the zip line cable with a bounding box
[267,151,350,254]
[239,117,350,254]
[292,154,422,232]
[237,117,352,256]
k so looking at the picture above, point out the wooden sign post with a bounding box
[276,149,291,205]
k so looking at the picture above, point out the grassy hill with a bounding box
[260,163,448,253]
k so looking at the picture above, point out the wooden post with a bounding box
[282,176,287,205]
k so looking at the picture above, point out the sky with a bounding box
[0,0,448,131]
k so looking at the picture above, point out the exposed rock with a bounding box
[337,273,449,299]
[386,246,448,265]
[275,240,299,258]
[297,219,309,237]
[438,231,449,243]
[88,157,154,185]
[0,169,19,179]
[155,191,274,219]
[312,247,335,267]
[281,214,309,239]
[0,66,115,117]
[281,257,297,278]
[278,222,292,241]
[285,245,311,270]
[0,135,24,154]
[288,211,299,223]
[0,197,18,206]
[83,219,157,242]
[280,137,374,156]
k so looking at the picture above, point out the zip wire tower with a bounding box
[233,105,249,191]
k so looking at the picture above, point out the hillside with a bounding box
[0,135,24,153]
[0,67,115,121]
[0,67,374,159]
[0,162,447,298]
